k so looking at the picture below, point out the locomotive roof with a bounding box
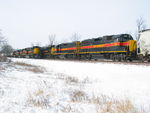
[33,46,40,48]
[82,34,132,42]
[58,41,79,46]
[140,29,150,33]
[81,38,95,42]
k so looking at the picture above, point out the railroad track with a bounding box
[42,58,150,66]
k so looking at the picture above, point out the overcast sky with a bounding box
[0,0,150,49]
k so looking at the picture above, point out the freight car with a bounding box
[137,29,150,62]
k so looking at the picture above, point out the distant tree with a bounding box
[0,30,6,47]
[59,38,69,44]
[70,33,81,42]
[136,17,146,41]
[48,34,56,46]
[31,43,34,47]
[31,42,41,47]
[35,42,41,46]
[1,44,14,56]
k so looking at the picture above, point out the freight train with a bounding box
[12,32,150,62]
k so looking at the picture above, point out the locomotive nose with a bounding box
[128,40,137,52]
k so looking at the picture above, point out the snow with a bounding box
[0,58,150,113]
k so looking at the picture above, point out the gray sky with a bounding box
[0,0,150,49]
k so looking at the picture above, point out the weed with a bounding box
[0,55,8,62]
[13,61,46,73]
[26,67,45,73]
[0,66,5,71]
[55,73,66,80]
[90,95,139,113]
[70,90,88,102]
[65,76,79,84]
[13,62,34,67]
[27,89,49,108]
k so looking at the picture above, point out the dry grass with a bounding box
[11,61,148,113]
[55,73,79,84]
[13,62,34,67]
[89,95,139,113]
[0,55,8,62]
[65,76,79,84]
[81,77,90,84]
[27,89,50,108]
[27,88,147,113]
[0,66,5,71]
[65,76,91,85]
[13,61,46,73]
[55,73,66,80]
[69,89,143,113]
[61,104,72,113]
[25,83,148,113]
[26,67,45,73]
[70,90,88,102]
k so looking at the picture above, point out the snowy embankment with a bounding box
[0,58,150,113]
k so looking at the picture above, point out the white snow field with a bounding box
[0,58,150,113]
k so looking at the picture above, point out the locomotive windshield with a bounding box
[118,34,133,42]
[122,34,133,40]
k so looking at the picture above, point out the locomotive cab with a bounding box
[119,34,137,53]
[33,46,41,58]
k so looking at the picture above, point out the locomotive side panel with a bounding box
[55,41,79,59]
[79,34,137,61]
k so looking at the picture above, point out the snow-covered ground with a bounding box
[0,58,150,113]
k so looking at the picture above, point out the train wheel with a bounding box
[129,59,133,62]
[110,54,114,61]
[118,55,122,62]
[112,55,116,61]
[126,57,132,62]
[120,54,126,62]
[88,55,92,60]
[122,55,127,62]
[113,55,119,62]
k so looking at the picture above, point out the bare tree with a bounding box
[35,42,41,46]
[48,34,56,46]
[136,17,146,41]
[0,30,12,61]
[70,33,81,42]
[1,44,14,56]
[31,42,41,47]
[31,43,34,47]
[0,30,6,47]
[60,38,69,44]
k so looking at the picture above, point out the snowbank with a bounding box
[0,58,150,113]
